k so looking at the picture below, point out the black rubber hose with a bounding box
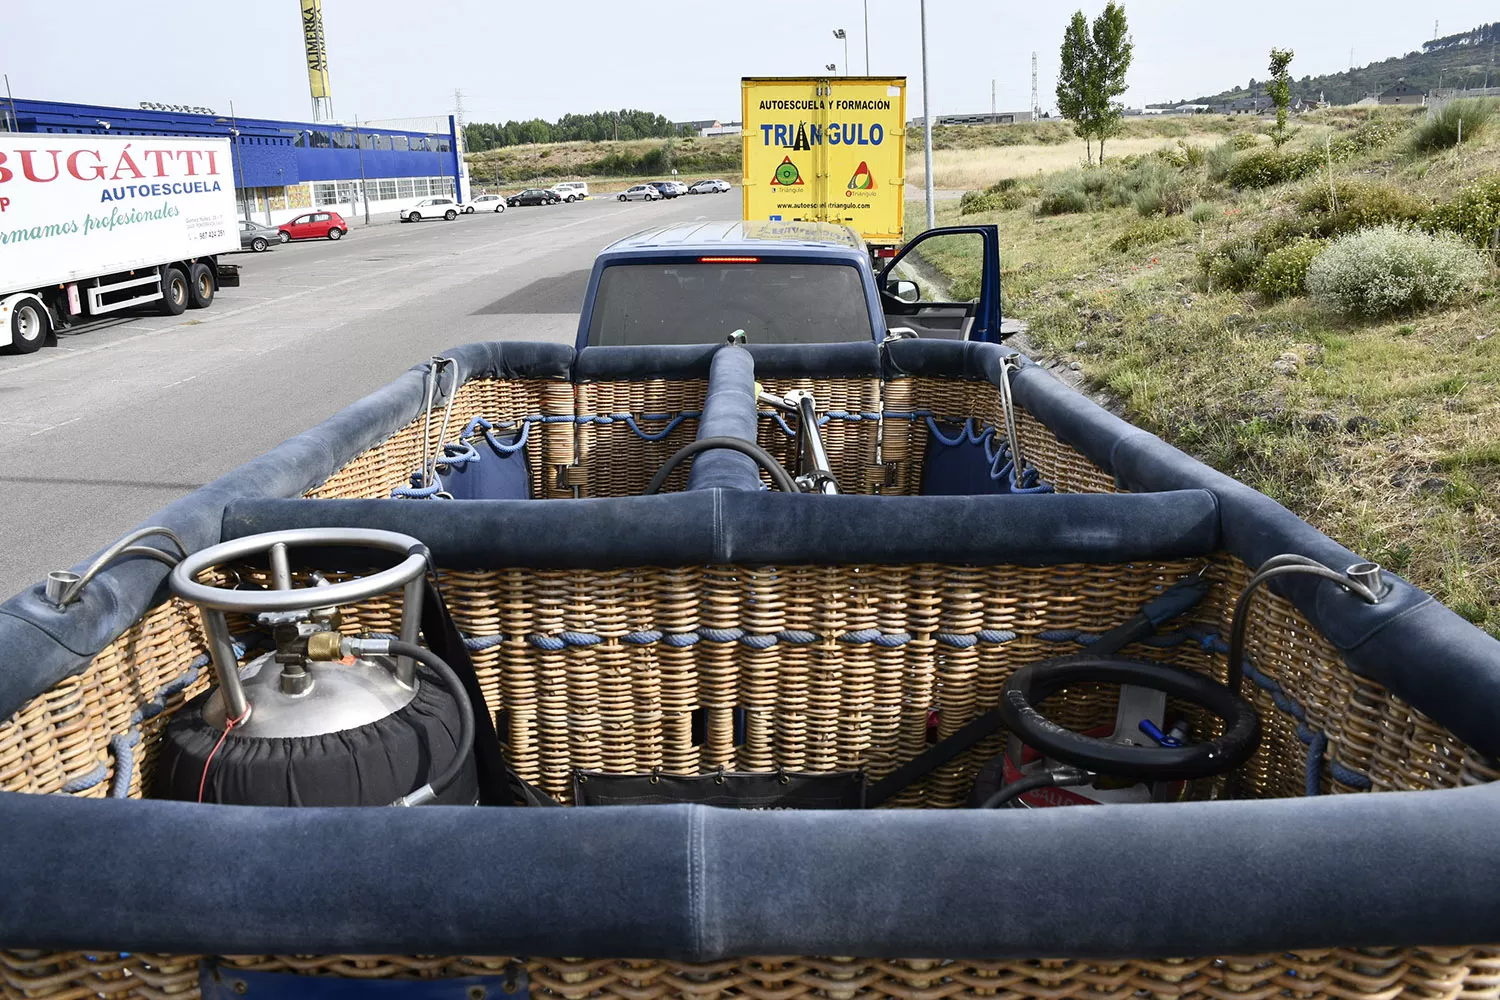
[645,436,800,495]
[387,640,475,803]
[980,768,1093,809]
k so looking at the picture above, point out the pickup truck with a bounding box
[574,220,1003,350]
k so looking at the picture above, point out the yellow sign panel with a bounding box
[300,0,332,100]
[741,76,906,247]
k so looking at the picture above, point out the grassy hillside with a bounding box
[921,105,1500,634]
[1186,24,1499,106]
[465,134,737,186]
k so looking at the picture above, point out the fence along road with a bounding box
[0,194,712,597]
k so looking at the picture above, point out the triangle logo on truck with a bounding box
[770,156,805,186]
[847,161,876,191]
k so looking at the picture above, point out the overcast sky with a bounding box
[5,2,1496,125]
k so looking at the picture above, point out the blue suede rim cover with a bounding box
[2,338,1499,958]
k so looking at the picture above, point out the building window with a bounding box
[435,137,451,153]
[332,130,354,149]
[438,176,455,196]
[397,178,414,198]
[313,182,338,205]
[310,131,331,148]
[412,137,429,151]
[335,181,359,203]
[412,177,430,196]
[391,135,408,151]
[358,132,374,150]
[377,179,397,201]
[374,134,391,151]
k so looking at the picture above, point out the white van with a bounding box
[552,182,589,203]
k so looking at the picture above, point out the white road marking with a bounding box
[29,415,83,436]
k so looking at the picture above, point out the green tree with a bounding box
[1056,11,1095,164]
[1056,4,1134,164]
[1089,2,1134,162]
[1267,47,1295,148]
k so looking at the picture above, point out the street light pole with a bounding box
[833,29,848,76]
[921,0,934,230]
[353,114,370,225]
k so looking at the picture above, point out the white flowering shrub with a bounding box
[1304,225,1487,317]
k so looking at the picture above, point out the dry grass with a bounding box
[907,138,1199,189]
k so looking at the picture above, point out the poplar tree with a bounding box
[1267,48,1295,148]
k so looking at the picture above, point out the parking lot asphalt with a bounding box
[0,192,725,597]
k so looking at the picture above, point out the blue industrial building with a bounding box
[3,98,468,224]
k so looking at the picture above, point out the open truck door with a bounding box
[879,224,1004,343]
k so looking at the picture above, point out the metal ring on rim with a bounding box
[170,528,429,612]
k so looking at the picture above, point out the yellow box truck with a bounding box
[741,76,907,258]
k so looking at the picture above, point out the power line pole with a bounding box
[920,0,934,230]
[353,113,370,225]
[991,79,996,115]
[863,0,870,74]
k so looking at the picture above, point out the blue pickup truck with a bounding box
[575,220,1005,349]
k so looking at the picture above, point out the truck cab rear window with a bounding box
[587,262,873,346]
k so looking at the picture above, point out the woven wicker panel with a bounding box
[306,378,572,500]
[7,948,1500,1000]
[574,380,706,496]
[0,598,210,799]
[882,377,1119,496]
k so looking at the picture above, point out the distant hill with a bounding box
[1167,22,1499,108]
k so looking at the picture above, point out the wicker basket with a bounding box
[3,366,1496,1000]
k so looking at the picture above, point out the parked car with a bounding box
[400,198,460,222]
[238,219,281,252]
[507,189,561,207]
[647,181,685,199]
[278,211,347,242]
[688,179,731,194]
[618,184,663,202]
[552,182,589,202]
[467,194,508,214]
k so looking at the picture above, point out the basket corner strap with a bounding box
[4,785,1500,960]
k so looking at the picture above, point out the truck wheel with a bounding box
[187,263,215,309]
[444,210,457,220]
[251,237,269,252]
[159,267,189,316]
[327,228,343,240]
[3,295,49,355]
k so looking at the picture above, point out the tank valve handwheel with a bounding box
[998,655,1261,782]
[169,528,431,725]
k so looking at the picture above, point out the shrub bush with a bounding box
[1410,98,1497,153]
[1255,237,1326,299]
[1189,202,1217,225]
[1304,225,1486,317]
[1296,179,1430,237]
[1230,132,1261,151]
[1037,181,1089,215]
[1430,175,1500,247]
[1198,236,1268,291]
[1346,118,1409,151]
[1227,147,1322,189]
[959,182,1027,214]
[1110,217,1185,252]
[1205,141,1239,182]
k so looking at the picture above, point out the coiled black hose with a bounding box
[386,640,475,805]
[644,436,801,495]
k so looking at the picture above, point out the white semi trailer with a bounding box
[0,133,241,354]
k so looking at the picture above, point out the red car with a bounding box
[278,211,347,243]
